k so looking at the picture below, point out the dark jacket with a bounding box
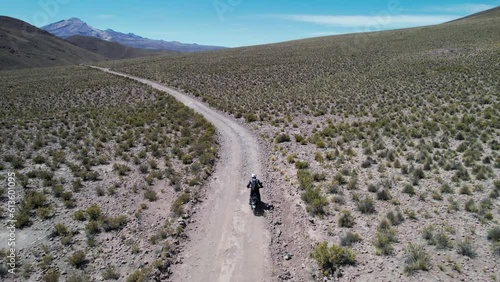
[247,178,263,190]
[247,178,263,203]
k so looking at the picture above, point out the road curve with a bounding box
[90,66,273,282]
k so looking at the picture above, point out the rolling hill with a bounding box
[43,18,225,52]
[101,8,500,281]
[449,5,500,22]
[66,35,174,60]
[0,16,105,71]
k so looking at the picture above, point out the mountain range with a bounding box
[65,35,173,60]
[0,16,105,71]
[42,18,224,52]
[3,7,497,71]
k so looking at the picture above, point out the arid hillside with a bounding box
[66,35,174,60]
[100,8,500,281]
[0,66,217,281]
[0,17,105,71]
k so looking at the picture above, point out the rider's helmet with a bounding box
[251,173,256,179]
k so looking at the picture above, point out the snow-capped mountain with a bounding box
[42,18,224,52]
[42,18,108,39]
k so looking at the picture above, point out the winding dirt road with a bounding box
[91,66,273,282]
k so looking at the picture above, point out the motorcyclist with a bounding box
[246,173,263,205]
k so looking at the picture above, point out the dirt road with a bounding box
[91,66,273,282]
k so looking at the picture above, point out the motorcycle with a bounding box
[250,193,259,214]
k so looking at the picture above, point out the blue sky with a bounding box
[2,0,499,47]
